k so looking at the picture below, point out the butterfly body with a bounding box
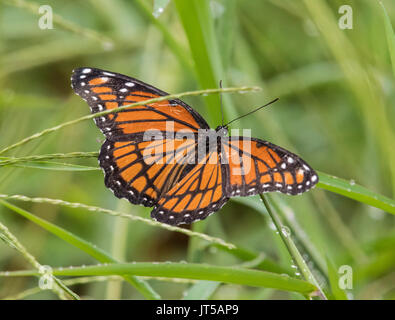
[71,67,318,226]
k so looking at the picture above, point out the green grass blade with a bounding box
[317,171,395,215]
[0,200,160,300]
[379,1,395,78]
[2,262,317,295]
[174,0,237,125]
[325,257,348,300]
[1,161,99,171]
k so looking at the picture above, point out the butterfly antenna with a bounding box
[219,80,225,126]
[225,98,279,127]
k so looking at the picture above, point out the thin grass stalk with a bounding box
[260,194,327,299]
[0,219,79,300]
[0,86,260,156]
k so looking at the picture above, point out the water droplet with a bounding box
[281,226,291,237]
[349,179,355,186]
[153,7,164,18]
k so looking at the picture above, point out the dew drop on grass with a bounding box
[153,7,164,18]
[349,179,356,186]
[281,226,291,237]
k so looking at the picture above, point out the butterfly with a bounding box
[71,67,318,226]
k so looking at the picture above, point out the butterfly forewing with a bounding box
[71,67,209,141]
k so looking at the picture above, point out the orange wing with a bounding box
[71,67,209,141]
[71,67,210,209]
[222,137,318,196]
[151,150,228,225]
[99,137,198,207]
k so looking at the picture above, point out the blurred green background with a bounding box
[0,0,394,300]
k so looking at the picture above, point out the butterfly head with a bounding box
[215,125,228,137]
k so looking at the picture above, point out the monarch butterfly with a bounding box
[71,67,318,226]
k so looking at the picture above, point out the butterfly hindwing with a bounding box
[151,150,229,225]
[222,137,318,196]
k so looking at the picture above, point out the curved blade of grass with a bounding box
[0,193,295,275]
[2,262,317,295]
[317,171,395,215]
[0,200,161,300]
[0,193,236,249]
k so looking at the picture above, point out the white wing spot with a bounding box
[81,82,86,86]
[120,88,128,93]
[280,163,286,169]
[103,72,115,76]
[80,75,87,79]
[311,175,318,182]
[287,157,294,164]
[82,68,92,74]
[125,82,135,87]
